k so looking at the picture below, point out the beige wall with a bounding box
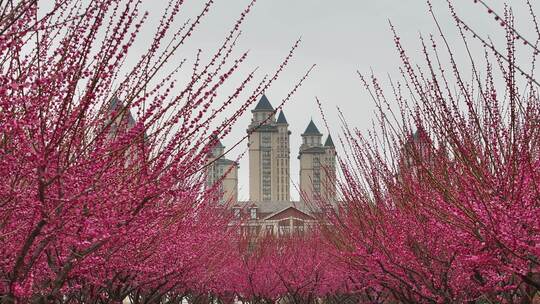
[222,164,238,203]
[248,112,290,202]
[248,130,262,201]
[299,152,317,202]
[321,147,336,202]
[299,142,336,202]
[205,151,238,204]
[276,124,290,201]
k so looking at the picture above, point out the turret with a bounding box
[300,119,323,149]
[324,134,335,148]
[250,94,275,126]
[298,120,325,202]
[275,110,291,201]
[247,95,289,202]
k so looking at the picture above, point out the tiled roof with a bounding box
[253,94,274,111]
[324,135,335,147]
[210,134,224,148]
[302,119,322,136]
[276,110,288,124]
[107,97,135,126]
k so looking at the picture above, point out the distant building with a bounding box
[206,137,239,204]
[299,120,336,203]
[105,97,147,162]
[107,97,137,136]
[206,95,337,237]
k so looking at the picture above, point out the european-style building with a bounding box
[206,95,337,237]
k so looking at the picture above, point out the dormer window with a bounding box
[250,208,257,220]
[233,208,240,219]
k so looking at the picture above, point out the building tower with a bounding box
[299,120,336,202]
[276,110,291,201]
[206,137,238,203]
[247,95,290,202]
[107,97,136,136]
[322,134,337,201]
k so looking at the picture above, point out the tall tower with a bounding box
[247,95,290,202]
[299,120,336,202]
[206,137,238,203]
[276,110,291,201]
[322,135,337,201]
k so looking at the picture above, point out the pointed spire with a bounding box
[253,94,274,111]
[107,97,135,126]
[276,110,288,124]
[411,127,429,143]
[108,96,121,112]
[324,135,335,147]
[303,119,322,136]
[211,134,224,148]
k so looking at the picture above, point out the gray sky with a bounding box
[133,0,537,201]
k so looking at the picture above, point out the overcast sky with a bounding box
[132,0,537,201]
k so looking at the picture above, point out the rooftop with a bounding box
[302,119,322,136]
[276,110,288,124]
[324,135,335,147]
[252,94,274,112]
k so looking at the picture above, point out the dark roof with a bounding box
[211,134,224,148]
[276,110,288,124]
[253,94,274,111]
[108,97,135,126]
[411,127,429,143]
[108,96,121,112]
[324,135,335,147]
[302,120,322,136]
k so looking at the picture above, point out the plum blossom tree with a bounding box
[324,0,540,303]
[219,233,349,304]
[0,0,311,303]
[7,0,540,302]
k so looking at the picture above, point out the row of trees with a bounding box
[325,1,540,302]
[0,0,308,302]
[2,0,540,303]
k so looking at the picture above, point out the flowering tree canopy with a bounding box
[326,1,540,303]
[0,0,311,302]
[3,0,540,303]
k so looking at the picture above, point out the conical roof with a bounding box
[276,110,288,124]
[324,135,335,147]
[211,134,224,148]
[411,127,429,143]
[107,97,135,125]
[303,119,322,136]
[108,96,121,112]
[253,94,274,111]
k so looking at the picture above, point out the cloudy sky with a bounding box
[133,0,537,200]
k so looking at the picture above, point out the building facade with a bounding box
[206,94,336,237]
[298,120,336,203]
[206,138,238,204]
[247,95,291,202]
